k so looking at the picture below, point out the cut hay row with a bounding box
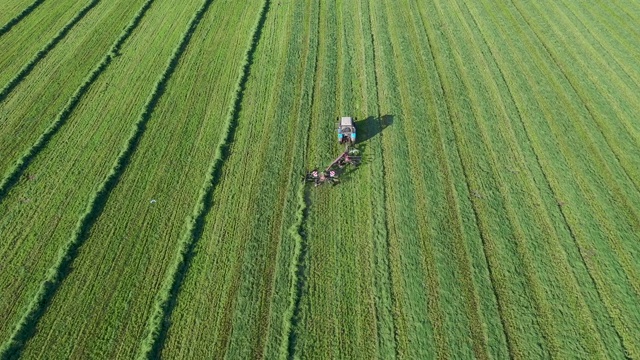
[0,0,639,357]
[0,0,208,355]
[279,2,319,359]
[135,0,270,357]
[296,0,383,358]
[369,0,447,357]
[415,0,548,357]
[14,0,259,357]
[158,1,317,358]
[457,0,612,357]
[465,0,640,356]
[0,0,150,177]
[0,0,156,203]
[0,0,96,88]
[0,0,45,37]
[358,0,398,358]
[431,1,612,357]
[390,0,517,357]
[0,0,155,346]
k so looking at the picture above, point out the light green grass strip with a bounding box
[135,1,270,358]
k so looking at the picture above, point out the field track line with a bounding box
[510,0,640,304]
[283,4,318,359]
[459,1,613,356]
[0,0,101,103]
[285,186,311,360]
[0,0,45,38]
[363,0,400,358]
[413,2,516,357]
[134,1,271,358]
[497,2,634,354]
[0,0,156,205]
[509,0,640,202]
[610,0,640,24]
[560,3,640,88]
[0,0,205,355]
[406,1,497,357]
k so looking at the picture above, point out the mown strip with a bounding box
[282,4,319,359]
[0,0,44,37]
[135,1,270,357]
[0,0,206,356]
[0,0,100,103]
[415,0,548,357]
[361,1,399,358]
[457,1,611,357]
[470,0,639,356]
[0,0,155,204]
[511,0,640,300]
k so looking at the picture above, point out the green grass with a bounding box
[1,0,639,358]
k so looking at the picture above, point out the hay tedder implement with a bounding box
[305,116,361,186]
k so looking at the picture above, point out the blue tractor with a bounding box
[337,116,356,144]
[305,116,361,186]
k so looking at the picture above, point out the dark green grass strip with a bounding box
[414,2,516,357]
[0,0,45,37]
[363,0,399,357]
[0,0,156,205]
[283,6,318,358]
[0,0,101,103]
[0,0,204,357]
[285,186,311,360]
[135,1,270,358]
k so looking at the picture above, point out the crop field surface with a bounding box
[0,0,639,359]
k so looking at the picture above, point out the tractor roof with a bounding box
[340,117,353,126]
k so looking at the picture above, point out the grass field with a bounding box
[1,0,639,358]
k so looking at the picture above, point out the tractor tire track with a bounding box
[414,2,516,358]
[363,1,400,358]
[0,0,203,356]
[511,0,640,303]
[0,0,156,205]
[283,2,318,358]
[503,1,637,355]
[510,0,640,212]
[460,1,615,357]
[135,1,271,358]
[0,0,45,38]
[0,0,101,103]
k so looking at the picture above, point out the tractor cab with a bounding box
[337,116,356,144]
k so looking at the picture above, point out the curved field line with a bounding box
[135,1,271,358]
[459,0,615,356]
[0,0,45,38]
[283,5,318,359]
[0,0,203,355]
[488,0,639,354]
[0,0,101,103]
[362,0,400,358]
[405,0,501,357]
[485,30,630,356]
[0,0,156,205]
[530,0,640,197]
[509,0,640,296]
[433,1,564,355]
[558,2,640,87]
[413,1,517,358]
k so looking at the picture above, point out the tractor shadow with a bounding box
[338,115,393,180]
[355,114,393,144]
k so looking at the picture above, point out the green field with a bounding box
[1,0,639,358]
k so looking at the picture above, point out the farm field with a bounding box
[1,0,639,358]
